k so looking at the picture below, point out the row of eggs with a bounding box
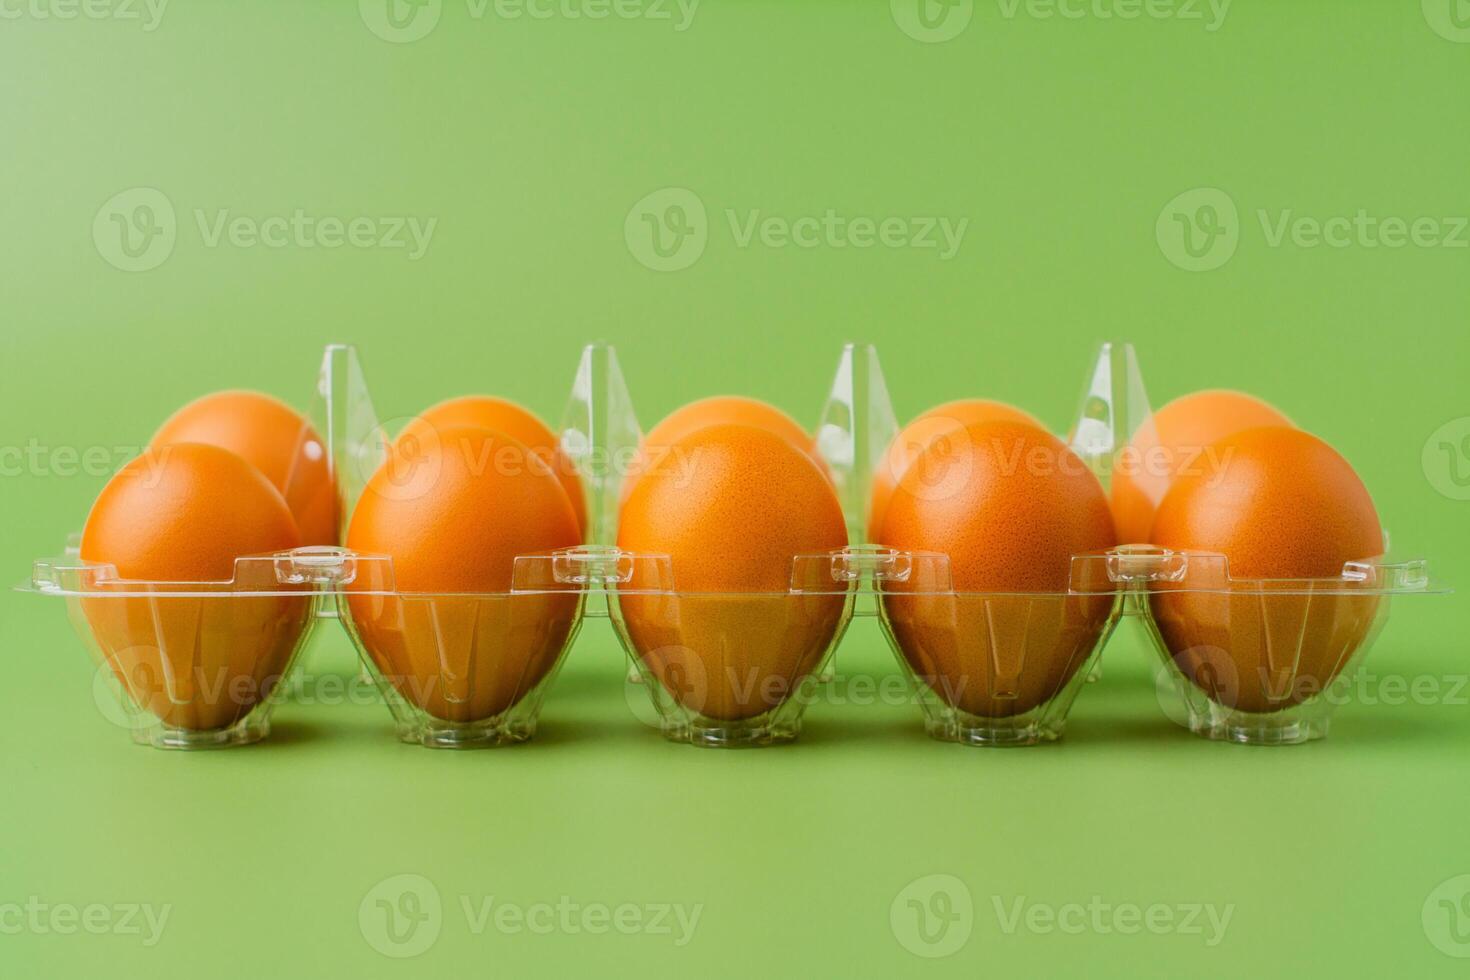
[75,385,1383,737]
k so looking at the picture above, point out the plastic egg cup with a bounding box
[338,553,589,749]
[878,593,1121,747]
[611,591,854,748]
[1136,551,1429,745]
[32,550,337,750]
[341,593,585,748]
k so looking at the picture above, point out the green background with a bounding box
[2,1,1468,975]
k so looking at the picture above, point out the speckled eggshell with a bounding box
[616,423,848,721]
[1111,389,1292,545]
[80,442,309,731]
[867,398,1046,541]
[1149,426,1384,714]
[398,395,587,538]
[345,425,582,723]
[153,390,339,546]
[877,420,1117,718]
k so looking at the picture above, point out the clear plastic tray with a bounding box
[21,342,1445,749]
[1121,548,1438,744]
[30,547,343,747]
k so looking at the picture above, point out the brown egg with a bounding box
[1111,389,1292,544]
[153,390,339,546]
[80,443,309,732]
[1149,426,1384,714]
[616,424,848,721]
[626,396,827,500]
[868,398,1046,541]
[345,425,582,723]
[878,420,1117,718]
[398,395,587,537]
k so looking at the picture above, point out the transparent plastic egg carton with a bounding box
[20,340,1446,749]
[1124,548,1441,744]
[27,546,346,748]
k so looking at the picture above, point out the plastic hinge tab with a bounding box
[273,547,358,587]
[551,546,636,587]
[1105,545,1189,585]
[828,546,913,585]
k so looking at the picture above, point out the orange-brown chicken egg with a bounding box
[1111,389,1292,544]
[877,420,1117,718]
[345,425,582,724]
[1148,426,1384,714]
[397,395,586,537]
[152,390,339,546]
[80,443,309,731]
[616,423,848,721]
[868,398,1046,541]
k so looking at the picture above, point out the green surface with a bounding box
[2,1,1469,975]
